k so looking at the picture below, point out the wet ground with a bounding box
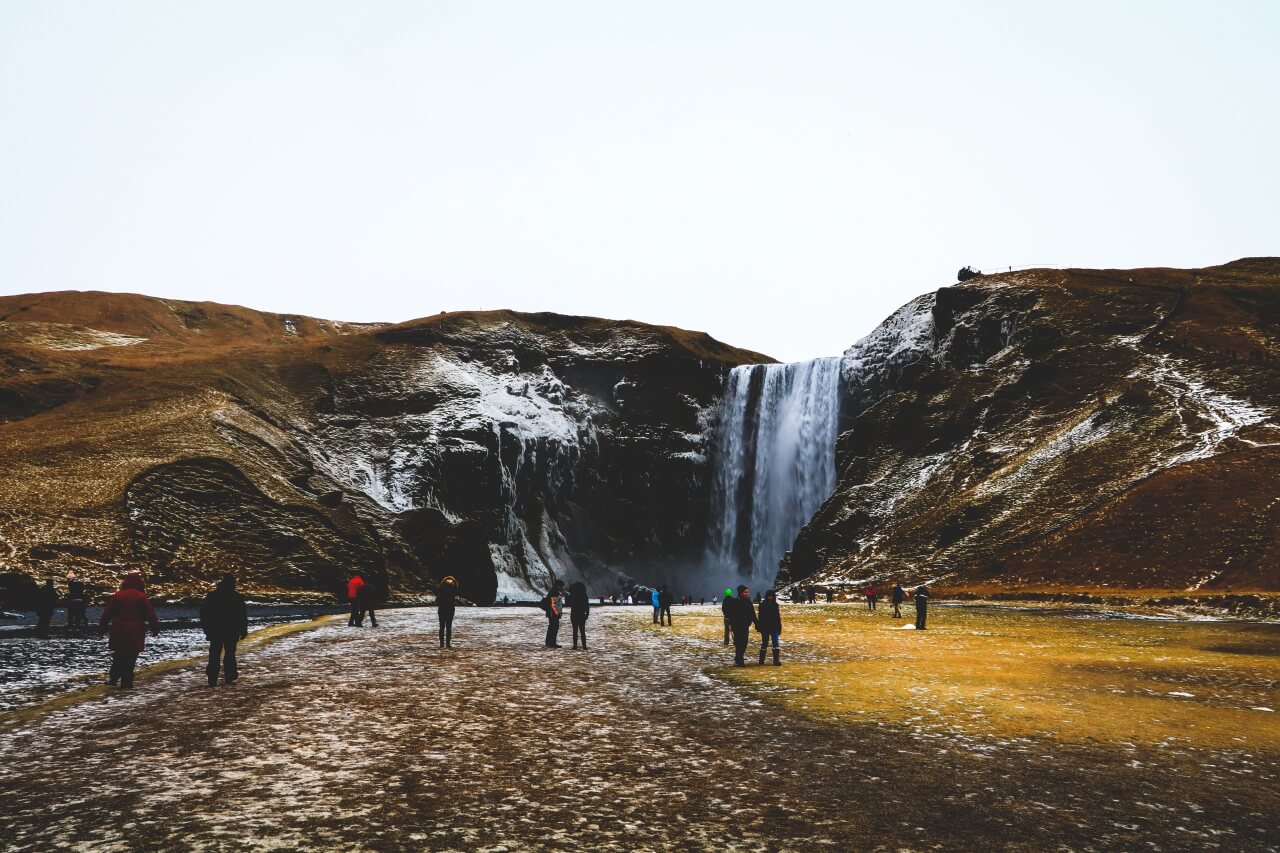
[1,605,1277,851]
[0,605,348,712]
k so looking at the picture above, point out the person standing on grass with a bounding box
[100,571,161,689]
[727,585,760,667]
[200,573,248,687]
[757,589,782,666]
[34,579,58,639]
[66,572,89,632]
[721,587,734,645]
[658,585,674,626]
[347,573,365,626]
[568,581,590,650]
[914,584,930,630]
[542,580,565,648]
[436,576,458,648]
[865,583,877,611]
[891,583,906,618]
[650,587,661,624]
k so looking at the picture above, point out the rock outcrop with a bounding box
[0,293,767,604]
[781,259,1280,594]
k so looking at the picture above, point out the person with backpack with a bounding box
[720,587,733,645]
[727,585,760,666]
[542,580,565,648]
[757,589,782,666]
[99,571,161,688]
[891,584,906,618]
[199,573,248,687]
[568,581,590,650]
[914,584,930,630]
[436,576,458,648]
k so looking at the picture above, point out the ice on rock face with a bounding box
[841,294,938,412]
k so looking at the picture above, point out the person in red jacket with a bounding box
[99,571,161,688]
[347,573,366,627]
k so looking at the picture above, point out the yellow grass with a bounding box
[645,604,1280,749]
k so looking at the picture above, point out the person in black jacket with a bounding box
[891,584,906,619]
[542,580,565,648]
[757,589,782,666]
[356,579,378,628]
[727,585,759,666]
[568,581,590,650]
[658,585,673,626]
[436,576,458,648]
[199,574,249,686]
[34,579,58,639]
[914,584,930,630]
[65,572,89,632]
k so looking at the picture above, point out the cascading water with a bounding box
[706,358,842,586]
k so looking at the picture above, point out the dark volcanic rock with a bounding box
[0,297,767,604]
[781,259,1280,594]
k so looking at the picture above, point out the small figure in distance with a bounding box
[658,585,673,626]
[200,573,248,687]
[650,587,661,624]
[542,580,565,648]
[356,577,378,628]
[727,585,760,667]
[720,588,734,646]
[34,578,58,639]
[99,571,160,689]
[757,589,782,666]
[568,581,590,650]
[891,583,906,619]
[914,583,930,630]
[347,573,365,627]
[66,572,89,634]
[436,575,459,648]
[825,588,833,603]
[865,583,877,612]
[957,265,980,282]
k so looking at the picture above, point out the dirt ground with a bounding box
[1,605,1277,852]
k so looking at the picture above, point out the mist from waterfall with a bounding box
[706,358,842,587]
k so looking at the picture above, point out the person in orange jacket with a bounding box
[99,571,161,688]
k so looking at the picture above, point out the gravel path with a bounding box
[1,606,1276,851]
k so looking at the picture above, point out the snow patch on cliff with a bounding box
[841,294,938,410]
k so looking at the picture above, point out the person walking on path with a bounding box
[727,585,760,667]
[436,576,458,648]
[65,572,89,633]
[865,584,877,611]
[658,585,673,626]
[757,589,783,666]
[542,581,565,647]
[650,587,661,624]
[347,573,365,627]
[34,579,58,639]
[721,588,733,645]
[914,584,930,630]
[891,584,906,619]
[199,573,248,687]
[355,578,378,628]
[568,581,590,650]
[99,571,161,688]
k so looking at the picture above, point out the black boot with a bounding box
[773,647,781,666]
[758,647,767,665]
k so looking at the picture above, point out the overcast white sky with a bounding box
[2,2,1277,361]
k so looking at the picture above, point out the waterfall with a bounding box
[706,358,842,586]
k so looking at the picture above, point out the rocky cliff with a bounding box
[781,258,1280,597]
[0,293,768,605]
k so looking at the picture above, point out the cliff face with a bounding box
[0,293,768,604]
[781,259,1280,594]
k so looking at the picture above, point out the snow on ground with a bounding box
[1,607,1275,851]
[0,322,147,351]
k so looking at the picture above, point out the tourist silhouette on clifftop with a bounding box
[99,571,161,689]
[757,589,782,666]
[568,581,590,650]
[200,573,248,687]
[727,585,760,666]
[436,576,458,648]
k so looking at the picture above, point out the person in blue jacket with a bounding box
[651,587,661,624]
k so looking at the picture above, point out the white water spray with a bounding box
[706,358,842,586]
